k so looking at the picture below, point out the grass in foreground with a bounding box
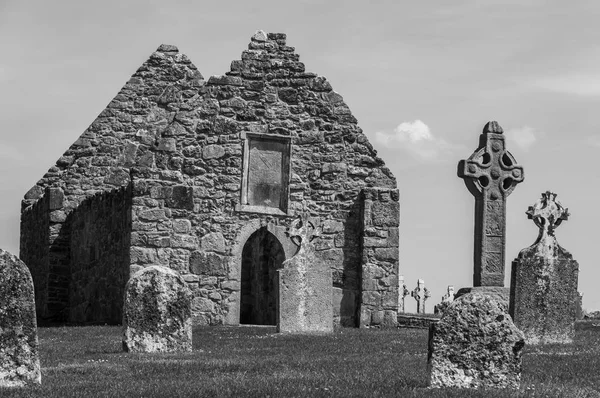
[3,322,600,397]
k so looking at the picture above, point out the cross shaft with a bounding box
[458,121,524,286]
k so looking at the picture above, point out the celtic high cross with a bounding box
[458,121,524,286]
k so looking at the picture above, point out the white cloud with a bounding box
[532,74,600,96]
[374,120,461,161]
[505,126,541,151]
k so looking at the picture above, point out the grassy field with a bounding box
[3,322,600,397]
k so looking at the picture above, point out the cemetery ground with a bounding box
[3,322,600,397]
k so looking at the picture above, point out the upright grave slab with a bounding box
[509,191,579,344]
[0,249,41,387]
[434,286,454,315]
[458,121,524,288]
[278,215,333,333]
[122,265,193,352]
[428,292,525,389]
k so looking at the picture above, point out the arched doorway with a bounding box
[240,227,285,325]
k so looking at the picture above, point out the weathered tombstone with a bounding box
[509,191,579,344]
[428,292,525,389]
[411,279,430,314]
[458,121,524,288]
[122,265,193,352]
[0,249,41,387]
[398,275,410,313]
[278,215,333,333]
[434,285,454,315]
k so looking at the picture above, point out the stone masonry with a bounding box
[20,31,399,328]
[509,191,579,344]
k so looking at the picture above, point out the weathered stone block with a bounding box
[122,266,192,353]
[200,232,226,254]
[428,292,524,389]
[0,250,41,387]
[371,201,399,227]
[165,186,194,210]
[189,251,227,276]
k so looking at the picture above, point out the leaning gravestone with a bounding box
[278,215,333,333]
[458,121,524,296]
[428,292,524,389]
[122,265,193,352]
[510,191,579,344]
[0,249,41,387]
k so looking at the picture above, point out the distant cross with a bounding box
[399,275,410,313]
[442,285,455,303]
[411,279,430,314]
[526,191,569,241]
[458,121,524,286]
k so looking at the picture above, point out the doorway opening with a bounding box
[240,227,285,325]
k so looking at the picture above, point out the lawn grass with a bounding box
[3,322,600,397]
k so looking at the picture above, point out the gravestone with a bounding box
[428,292,525,389]
[509,191,579,344]
[0,250,41,387]
[458,121,524,287]
[122,265,193,352]
[398,275,409,313]
[434,285,454,315]
[411,279,430,314]
[278,215,333,333]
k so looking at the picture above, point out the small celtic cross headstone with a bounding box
[458,121,524,286]
[411,279,430,314]
[526,191,569,245]
[510,191,579,344]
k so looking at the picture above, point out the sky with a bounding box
[1,0,599,312]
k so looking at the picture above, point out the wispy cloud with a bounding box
[505,126,542,151]
[374,120,462,162]
[532,74,600,96]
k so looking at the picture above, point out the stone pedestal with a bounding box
[278,216,333,333]
[122,265,193,352]
[428,292,524,389]
[509,192,579,344]
[0,249,41,387]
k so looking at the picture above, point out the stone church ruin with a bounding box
[20,31,399,328]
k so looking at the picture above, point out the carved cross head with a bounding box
[458,121,524,201]
[411,279,430,301]
[526,191,570,237]
[286,213,321,248]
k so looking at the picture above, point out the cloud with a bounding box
[504,126,541,151]
[374,120,460,161]
[532,74,600,96]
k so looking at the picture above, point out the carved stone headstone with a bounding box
[411,279,430,314]
[122,265,193,352]
[428,292,525,389]
[0,250,41,387]
[458,121,524,287]
[509,191,579,344]
[398,275,409,313]
[434,286,455,315]
[278,215,333,333]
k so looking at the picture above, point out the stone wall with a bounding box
[21,31,398,327]
[69,186,132,324]
[359,187,400,327]
[20,190,50,319]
